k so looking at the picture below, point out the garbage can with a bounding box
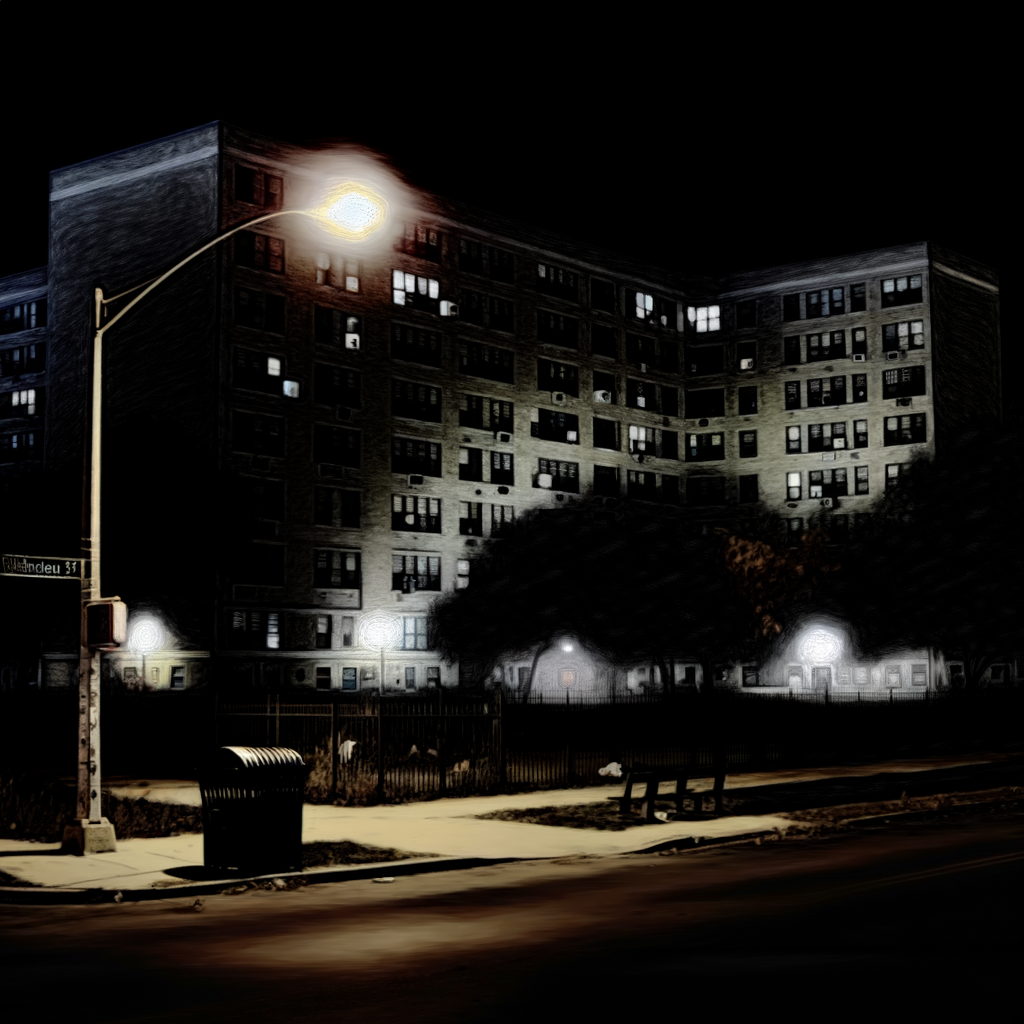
[200,746,308,875]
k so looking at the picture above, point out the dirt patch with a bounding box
[302,840,440,869]
[476,798,711,831]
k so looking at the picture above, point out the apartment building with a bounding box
[0,123,1001,696]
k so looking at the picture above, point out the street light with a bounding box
[66,183,398,855]
[126,613,165,689]
[356,613,401,802]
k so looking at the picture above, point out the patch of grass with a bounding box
[302,840,439,869]
[477,798,692,831]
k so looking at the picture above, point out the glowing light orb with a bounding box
[315,181,389,241]
[358,613,402,652]
[801,628,843,662]
[127,616,165,655]
[562,643,574,653]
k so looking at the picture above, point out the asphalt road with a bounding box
[3,807,1021,1024]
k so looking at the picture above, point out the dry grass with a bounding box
[476,798,698,831]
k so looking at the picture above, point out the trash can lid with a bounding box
[215,746,305,769]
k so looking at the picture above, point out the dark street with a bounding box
[3,806,1020,1023]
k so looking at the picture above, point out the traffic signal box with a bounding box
[85,599,127,650]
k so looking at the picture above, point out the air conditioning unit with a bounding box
[494,431,512,443]
[551,392,567,405]
[440,300,459,317]
[344,333,360,350]
[408,474,425,486]
[852,353,866,362]
[593,390,612,403]
[822,498,834,509]
[566,430,578,442]
[886,351,900,361]
[739,358,755,370]
[897,398,912,407]
[537,473,553,489]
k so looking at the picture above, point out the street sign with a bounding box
[1,554,84,580]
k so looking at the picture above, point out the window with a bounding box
[787,471,801,500]
[631,425,678,460]
[315,550,360,589]
[235,288,285,333]
[852,373,868,403]
[627,333,658,372]
[882,365,926,399]
[238,477,284,524]
[736,299,757,329]
[458,240,514,282]
[807,376,847,407]
[809,469,848,498]
[807,331,846,361]
[460,501,483,535]
[535,409,579,444]
[235,166,282,208]
[233,412,284,457]
[228,610,281,651]
[851,327,867,357]
[739,430,758,458]
[787,665,804,687]
[626,379,677,415]
[392,270,439,313]
[885,664,903,688]
[341,667,358,691]
[593,417,620,450]
[685,432,724,461]
[786,518,804,544]
[235,231,285,273]
[627,470,658,501]
[0,430,39,462]
[491,504,514,535]
[537,263,579,302]
[2,388,41,417]
[593,370,616,404]
[738,474,758,504]
[315,365,361,408]
[391,324,442,366]
[808,422,848,452]
[491,451,514,485]
[782,294,801,321]
[400,224,441,262]
[537,359,579,396]
[850,283,867,312]
[686,305,720,332]
[169,665,186,690]
[536,459,579,492]
[427,666,441,687]
[883,320,925,353]
[687,476,726,506]
[234,542,284,587]
[537,311,579,348]
[593,464,619,497]
[684,388,725,419]
[233,349,284,395]
[783,336,802,365]
[786,425,802,454]
[1,343,46,375]
[314,488,360,528]
[829,516,849,544]
[460,341,515,383]
[853,419,868,449]
[311,666,330,690]
[886,464,905,492]
[805,287,845,318]
[461,290,515,332]
[1,299,47,335]
[784,380,801,410]
[392,495,441,533]
[459,447,483,481]
[661,475,680,504]
[738,341,757,371]
[392,554,441,593]
[404,667,417,690]
[911,663,927,687]
[313,425,360,468]
[315,256,359,292]
[402,616,429,650]
[686,345,724,376]
[881,275,923,308]
[315,307,361,350]
[391,379,442,422]
[489,399,514,433]
[591,324,617,359]
[855,465,870,495]
[591,279,616,313]
[884,414,926,446]
[459,395,515,432]
[391,436,441,476]
[316,615,332,650]
[738,386,758,415]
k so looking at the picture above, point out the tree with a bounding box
[831,424,1023,687]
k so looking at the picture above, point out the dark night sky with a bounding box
[5,16,1016,421]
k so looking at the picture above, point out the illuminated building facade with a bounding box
[0,124,1003,695]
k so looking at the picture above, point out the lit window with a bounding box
[456,558,470,589]
[267,357,281,377]
[787,471,801,500]
[881,276,923,308]
[392,270,440,311]
[855,466,869,494]
[267,612,280,650]
[687,305,721,332]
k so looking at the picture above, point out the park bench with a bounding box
[617,762,726,821]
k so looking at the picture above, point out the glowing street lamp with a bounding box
[358,613,402,694]
[126,614,165,689]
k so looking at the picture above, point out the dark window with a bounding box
[593,465,619,496]
[738,341,757,371]
[235,231,285,273]
[314,488,360,528]
[391,324,442,366]
[316,617,332,651]
[391,379,442,422]
[882,365,927,399]
[537,263,578,302]
[627,334,657,371]
[852,373,868,402]
[237,544,285,586]
[489,399,514,433]
[784,380,801,410]
[593,370,616,404]
[315,307,361,350]
[882,320,925,352]
[736,299,757,329]
[884,414,927,446]
[630,426,677,460]
[234,288,285,333]
[537,359,579,396]
[313,425,360,467]
[661,474,680,504]
[459,393,484,428]
[315,365,361,408]
[808,468,848,498]
[806,287,845,318]
[591,324,617,359]
[392,494,441,533]
[687,476,726,506]
[537,310,579,348]
[684,389,725,419]
[535,409,580,444]
[458,240,513,281]
[461,290,514,332]
[807,331,846,361]
[490,451,514,485]
[686,432,725,461]
[1,299,47,335]
[460,341,515,384]
[850,283,867,312]
[459,501,483,535]
[782,294,801,321]
[537,459,579,492]
[881,275,923,308]
[0,430,40,462]
[738,474,758,504]
[739,430,758,458]
[233,412,284,457]
[853,419,868,448]
[591,279,616,313]
[885,464,905,491]
[738,386,758,415]
[855,466,870,495]
[627,378,674,413]
[399,224,441,262]
[242,477,284,521]
[808,422,848,452]
[807,376,847,407]
[851,327,867,357]
[459,447,484,481]
[316,666,332,689]
[392,554,441,593]
[627,470,658,501]
[783,336,801,365]
[233,348,283,394]
[235,166,283,208]
[1,342,46,374]
[593,417,620,450]
[686,345,724,376]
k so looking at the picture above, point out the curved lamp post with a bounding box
[69,185,393,854]
[357,613,401,800]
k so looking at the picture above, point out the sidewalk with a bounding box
[1,751,1019,903]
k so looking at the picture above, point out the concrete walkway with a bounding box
[1,752,1018,901]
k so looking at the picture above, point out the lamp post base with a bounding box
[62,818,117,856]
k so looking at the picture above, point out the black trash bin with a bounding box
[200,746,308,876]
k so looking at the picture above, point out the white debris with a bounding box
[598,762,623,778]
[372,877,396,883]
[409,744,419,756]
[338,740,358,765]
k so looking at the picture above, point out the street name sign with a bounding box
[1,554,83,580]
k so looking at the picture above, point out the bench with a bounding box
[619,762,726,821]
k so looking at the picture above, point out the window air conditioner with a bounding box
[739,358,754,370]
[440,300,459,317]
[593,390,612,403]
[537,473,553,489]
[494,431,512,443]
[822,497,834,508]
[566,430,578,442]
[886,351,900,361]
[852,353,866,362]
[897,398,912,407]
[408,474,425,486]
[344,333,361,350]
[551,392,567,405]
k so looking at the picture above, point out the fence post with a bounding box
[565,689,574,786]
[495,687,506,792]
[437,687,446,798]
[376,695,385,803]
[275,693,280,746]
[331,698,339,799]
